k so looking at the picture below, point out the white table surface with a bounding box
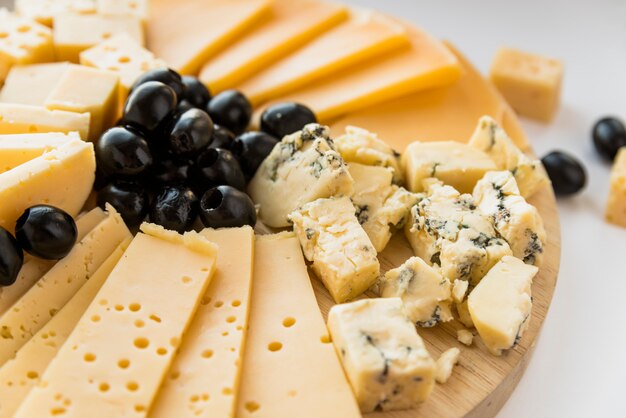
[341,1,626,417]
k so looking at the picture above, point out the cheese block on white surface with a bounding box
[150,227,254,418]
[0,103,90,138]
[0,62,70,105]
[434,347,460,384]
[0,240,128,418]
[13,224,218,418]
[236,232,361,418]
[15,0,96,27]
[0,131,78,173]
[97,0,148,21]
[606,148,626,228]
[327,298,436,413]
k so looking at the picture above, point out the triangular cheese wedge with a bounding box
[0,132,78,173]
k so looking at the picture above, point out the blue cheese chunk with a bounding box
[248,123,353,227]
[289,196,379,303]
[327,298,435,413]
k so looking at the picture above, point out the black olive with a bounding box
[200,186,256,228]
[182,76,212,108]
[592,117,626,161]
[0,227,23,286]
[131,68,186,100]
[95,126,153,177]
[123,81,178,133]
[231,131,278,177]
[97,182,149,228]
[15,205,77,260]
[208,124,235,150]
[192,148,246,191]
[168,108,214,157]
[260,102,317,139]
[150,159,192,186]
[206,90,252,135]
[149,186,199,233]
[176,99,196,114]
[541,151,587,196]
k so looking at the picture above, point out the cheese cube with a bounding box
[44,65,119,136]
[490,47,564,122]
[0,131,78,172]
[402,141,497,193]
[468,116,549,198]
[379,256,452,327]
[434,347,460,384]
[327,298,436,412]
[474,171,547,266]
[248,123,353,228]
[96,0,148,22]
[0,103,90,139]
[606,148,626,228]
[0,62,70,105]
[289,196,379,303]
[53,13,143,63]
[15,0,96,27]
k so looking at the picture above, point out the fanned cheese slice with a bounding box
[0,132,78,173]
[150,226,254,418]
[0,103,90,139]
[13,225,218,418]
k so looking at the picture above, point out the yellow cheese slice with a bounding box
[236,232,361,418]
[14,0,96,27]
[148,0,272,75]
[0,239,129,418]
[0,62,71,106]
[0,138,95,231]
[0,131,78,173]
[199,0,348,93]
[0,103,90,139]
[0,207,131,367]
[238,10,409,105]
[13,225,218,418]
[255,23,461,123]
[150,226,254,418]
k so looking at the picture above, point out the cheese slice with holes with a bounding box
[199,0,348,93]
[15,0,96,27]
[236,232,360,418]
[13,224,218,418]
[97,0,148,22]
[0,207,131,367]
[148,0,272,75]
[150,226,254,418]
[0,131,78,173]
[0,103,90,139]
[0,240,129,418]
[0,63,71,106]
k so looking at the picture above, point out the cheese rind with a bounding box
[0,103,90,139]
[15,0,96,27]
[434,347,460,384]
[606,148,626,228]
[0,131,78,173]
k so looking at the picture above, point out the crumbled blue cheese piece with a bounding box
[327,298,435,413]
[248,123,353,227]
[379,256,452,327]
[289,196,379,303]
[434,347,460,384]
[451,279,469,303]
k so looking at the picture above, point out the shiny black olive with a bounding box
[199,186,256,228]
[192,148,246,191]
[151,159,192,186]
[177,99,196,114]
[541,151,587,196]
[592,117,626,161]
[169,108,214,157]
[123,81,177,133]
[182,76,211,108]
[149,186,199,233]
[208,124,235,150]
[95,126,153,177]
[15,205,77,260]
[206,90,252,135]
[131,68,186,100]
[97,182,149,228]
[0,227,23,286]
[260,102,317,139]
[231,131,278,177]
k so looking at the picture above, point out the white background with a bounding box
[340,0,626,417]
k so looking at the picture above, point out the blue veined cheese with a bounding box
[468,255,537,355]
[468,116,549,199]
[474,170,547,266]
[379,256,452,327]
[248,123,353,227]
[289,196,379,303]
[349,163,419,252]
[327,298,435,413]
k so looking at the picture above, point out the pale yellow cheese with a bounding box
[148,0,272,75]
[0,131,78,172]
[0,62,70,105]
[0,240,129,418]
[0,207,131,367]
[0,103,90,139]
[15,0,96,27]
[434,347,460,384]
[150,227,254,418]
[239,10,409,105]
[13,226,218,418]
[199,0,348,93]
[606,148,626,228]
[236,232,361,418]
[97,0,148,22]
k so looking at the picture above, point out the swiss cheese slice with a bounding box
[0,62,71,106]
[148,0,272,75]
[199,0,348,93]
[0,131,78,173]
[0,240,129,418]
[0,103,90,139]
[13,224,218,418]
[97,0,148,22]
[236,232,360,418]
[14,0,96,27]
[150,226,254,418]
[0,207,131,367]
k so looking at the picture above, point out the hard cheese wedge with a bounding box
[0,62,70,106]
[238,10,409,105]
[0,131,78,173]
[150,226,254,418]
[13,224,218,418]
[236,232,360,418]
[0,103,90,139]
[199,0,348,93]
[148,0,272,74]
[0,240,129,418]
[0,207,131,367]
